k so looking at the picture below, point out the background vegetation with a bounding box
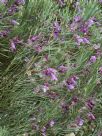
[0,0,102,135]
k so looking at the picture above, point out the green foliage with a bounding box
[0,127,9,136]
[0,0,102,136]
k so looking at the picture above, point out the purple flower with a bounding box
[80,24,89,34]
[99,0,102,3]
[86,99,95,110]
[76,117,84,126]
[41,127,47,133]
[58,65,67,73]
[80,18,94,33]
[10,40,16,52]
[14,0,25,5]
[49,120,55,127]
[8,5,19,15]
[11,19,19,25]
[87,18,95,28]
[60,101,69,112]
[87,112,95,121]
[42,133,47,136]
[9,37,22,52]
[53,21,61,39]
[66,76,79,90]
[74,15,81,22]
[30,35,39,42]
[75,35,90,45]
[53,21,61,32]
[90,56,97,63]
[28,35,39,44]
[0,0,7,4]
[43,68,58,81]
[68,76,78,85]
[13,36,22,44]
[67,84,75,90]
[82,37,90,44]
[72,96,79,103]
[41,127,47,136]
[0,30,9,37]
